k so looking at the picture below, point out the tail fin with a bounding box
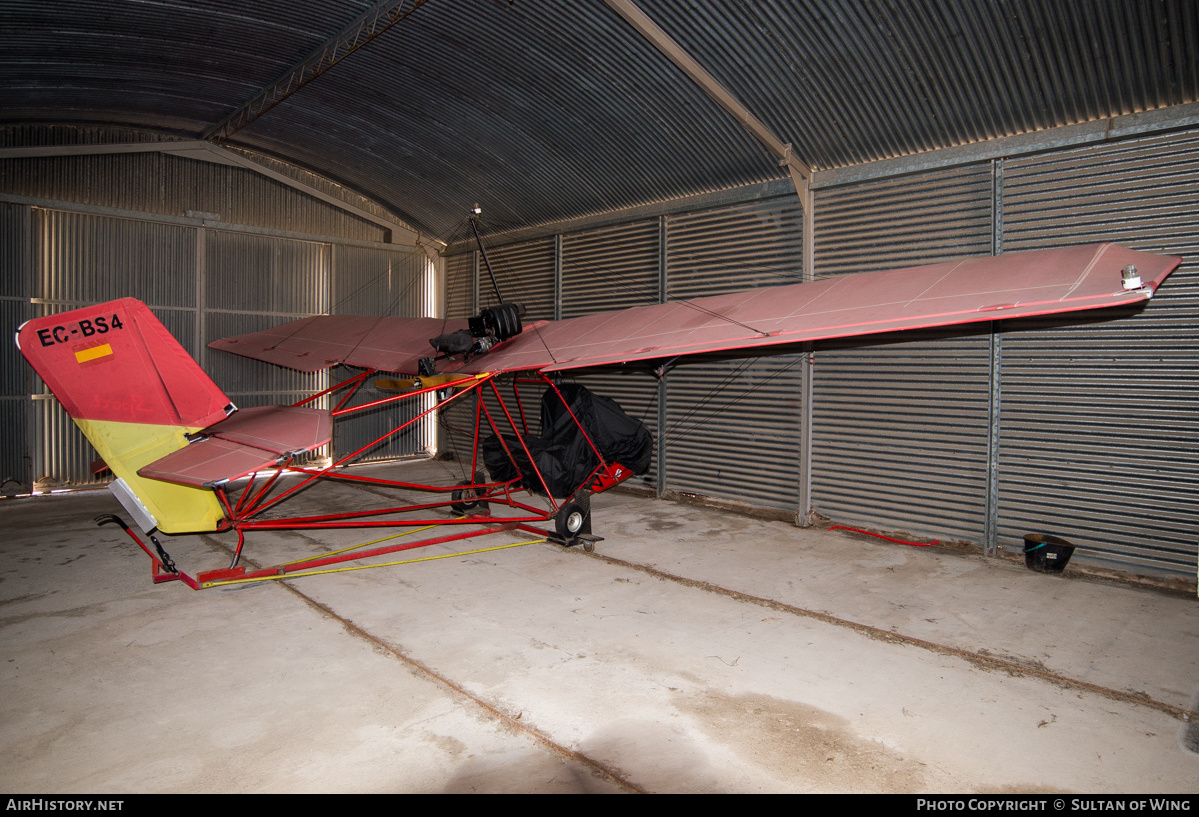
[17,298,230,533]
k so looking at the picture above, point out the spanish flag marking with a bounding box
[75,343,113,364]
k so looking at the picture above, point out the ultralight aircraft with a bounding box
[15,241,1180,589]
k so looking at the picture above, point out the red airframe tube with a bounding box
[247,375,493,518]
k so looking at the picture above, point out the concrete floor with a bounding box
[1,460,1196,793]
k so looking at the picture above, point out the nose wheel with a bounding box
[552,493,601,552]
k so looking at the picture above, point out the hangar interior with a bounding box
[3,0,1196,583]
[1,0,1198,794]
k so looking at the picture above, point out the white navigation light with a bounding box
[1122,264,1142,290]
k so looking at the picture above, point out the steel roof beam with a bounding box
[601,0,812,199]
[202,0,429,143]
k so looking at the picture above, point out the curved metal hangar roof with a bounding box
[1,0,1196,241]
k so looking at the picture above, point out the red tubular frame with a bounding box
[115,368,638,589]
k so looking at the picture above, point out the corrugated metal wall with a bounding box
[659,356,804,510]
[996,130,1199,578]
[202,230,327,406]
[809,166,996,541]
[480,238,557,322]
[4,147,433,493]
[562,221,662,318]
[1,202,29,493]
[445,252,475,320]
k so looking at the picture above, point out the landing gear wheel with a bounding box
[554,500,590,547]
[450,472,489,514]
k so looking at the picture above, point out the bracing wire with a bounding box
[654,353,808,454]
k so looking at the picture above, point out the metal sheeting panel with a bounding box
[561,220,660,318]
[334,396,430,465]
[1,201,26,298]
[229,1,777,238]
[666,196,804,298]
[30,396,104,489]
[815,168,995,276]
[204,230,327,314]
[444,252,475,320]
[36,209,196,309]
[662,196,804,511]
[661,356,803,512]
[1,298,28,397]
[4,3,1197,240]
[0,124,167,148]
[637,0,1199,172]
[810,165,994,540]
[478,238,556,323]
[997,130,1199,579]
[333,245,428,317]
[0,396,28,492]
[1,203,29,488]
[0,299,26,489]
[203,230,328,399]
[811,327,994,540]
[2,203,30,394]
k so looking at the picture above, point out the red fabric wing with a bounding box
[207,244,1181,378]
[460,243,1181,374]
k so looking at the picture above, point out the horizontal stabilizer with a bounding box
[139,405,332,488]
[198,405,332,455]
[139,437,286,488]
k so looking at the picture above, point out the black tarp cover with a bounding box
[483,383,652,497]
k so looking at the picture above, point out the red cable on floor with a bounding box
[828,526,939,546]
